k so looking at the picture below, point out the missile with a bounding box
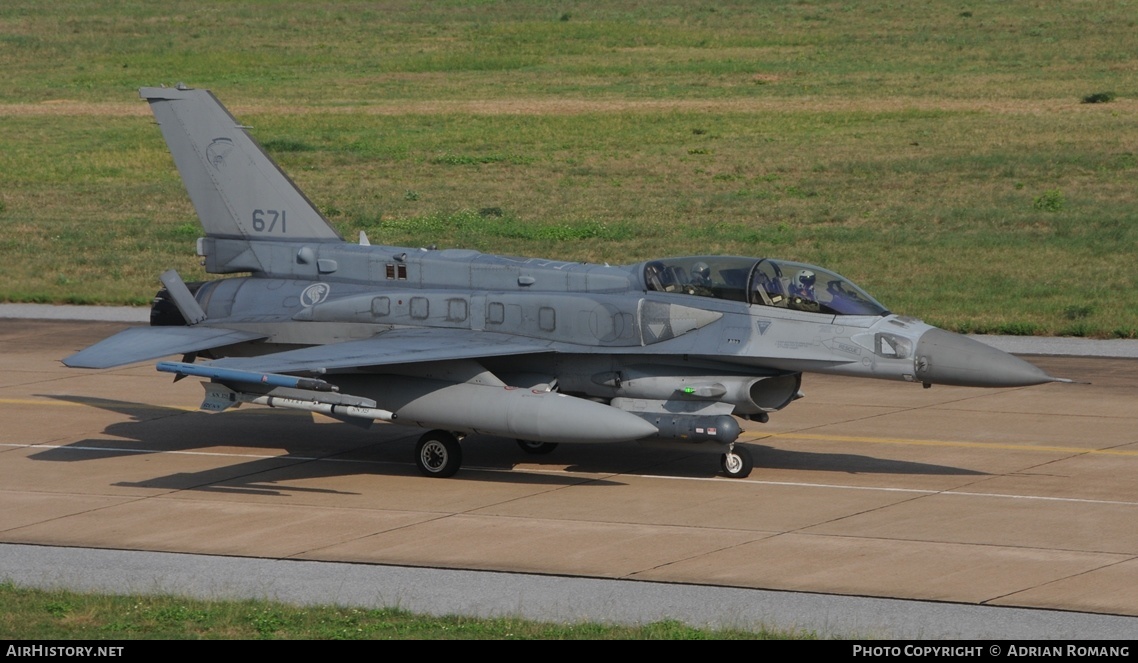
[247,395,395,421]
[157,361,336,392]
[199,383,395,421]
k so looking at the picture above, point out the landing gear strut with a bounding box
[415,430,462,478]
[720,444,753,479]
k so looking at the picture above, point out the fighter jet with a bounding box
[64,85,1066,479]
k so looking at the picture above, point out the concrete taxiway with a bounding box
[2,313,1138,637]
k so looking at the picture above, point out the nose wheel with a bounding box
[720,444,753,478]
[415,430,462,478]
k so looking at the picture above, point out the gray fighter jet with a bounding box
[64,85,1066,479]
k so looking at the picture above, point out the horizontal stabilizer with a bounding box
[62,326,266,369]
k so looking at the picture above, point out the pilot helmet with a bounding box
[797,269,816,288]
[692,262,711,281]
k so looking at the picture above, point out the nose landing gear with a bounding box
[720,444,753,478]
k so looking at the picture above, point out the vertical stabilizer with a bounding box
[140,85,343,242]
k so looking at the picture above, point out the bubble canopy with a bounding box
[639,256,890,317]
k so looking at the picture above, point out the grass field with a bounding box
[1,1,1135,336]
[0,582,803,640]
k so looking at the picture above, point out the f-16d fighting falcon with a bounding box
[65,85,1066,478]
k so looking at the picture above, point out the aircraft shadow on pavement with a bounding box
[33,396,985,491]
[748,443,988,476]
[498,443,988,478]
[30,395,627,491]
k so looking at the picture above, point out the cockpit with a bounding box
[641,256,889,316]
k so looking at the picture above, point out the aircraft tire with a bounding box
[415,430,462,478]
[516,439,558,455]
[720,445,753,479]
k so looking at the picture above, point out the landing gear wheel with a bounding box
[516,439,558,455]
[415,430,462,478]
[720,445,753,479]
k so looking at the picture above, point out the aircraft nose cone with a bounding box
[914,328,1059,387]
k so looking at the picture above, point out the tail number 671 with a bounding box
[252,209,287,233]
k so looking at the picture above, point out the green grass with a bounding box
[1,0,1136,336]
[0,582,806,640]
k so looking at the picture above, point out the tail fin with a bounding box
[141,85,342,242]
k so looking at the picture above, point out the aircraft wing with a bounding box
[206,327,557,374]
[63,326,267,369]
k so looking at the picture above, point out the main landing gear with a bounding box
[415,430,463,478]
[516,439,558,455]
[720,444,753,479]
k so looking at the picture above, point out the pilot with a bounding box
[788,269,821,312]
[691,262,711,287]
[684,262,715,297]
